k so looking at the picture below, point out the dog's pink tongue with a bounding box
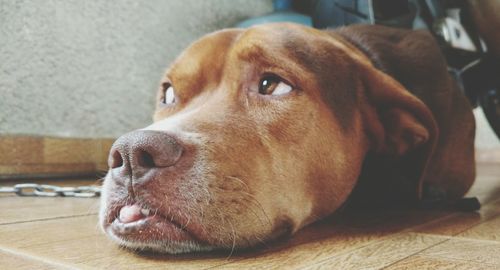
[119,204,144,223]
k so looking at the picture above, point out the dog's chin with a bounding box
[105,228,214,254]
[102,215,216,254]
[100,208,286,254]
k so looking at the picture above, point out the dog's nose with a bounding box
[108,130,183,178]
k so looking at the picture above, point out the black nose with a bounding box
[108,130,183,179]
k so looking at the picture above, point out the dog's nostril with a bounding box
[137,150,156,168]
[110,149,124,169]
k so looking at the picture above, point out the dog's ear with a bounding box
[355,63,440,201]
[359,63,438,157]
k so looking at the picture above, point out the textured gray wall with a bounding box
[474,109,500,149]
[0,0,273,138]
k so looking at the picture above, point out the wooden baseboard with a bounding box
[0,135,498,180]
[0,136,115,180]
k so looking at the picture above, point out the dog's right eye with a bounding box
[259,75,293,96]
[162,84,176,105]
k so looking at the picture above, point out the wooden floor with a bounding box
[1,163,499,269]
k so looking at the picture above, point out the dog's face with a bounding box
[100,23,432,253]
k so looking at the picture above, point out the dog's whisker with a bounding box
[225,219,237,260]
[238,190,272,227]
[222,175,271,221]
[224,175,251,193]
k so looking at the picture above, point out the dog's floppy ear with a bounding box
[359,63,438,157]
[358,63,439,199]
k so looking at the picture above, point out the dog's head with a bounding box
[100,23,436,253]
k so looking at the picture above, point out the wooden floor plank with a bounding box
[302,233,448,270]
[384,255,496,270]
[0,215,101,249]
[458,214,500,242]
[0,246,76,270]
[0,197,99,225]
[412,198,500,236]
[418,238,500,266]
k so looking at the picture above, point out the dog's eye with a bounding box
[163,84,175,104]
[258,75,293,96]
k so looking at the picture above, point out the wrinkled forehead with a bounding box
[231,23,369,67]
[166,24,364,81]
[229,25,321,72]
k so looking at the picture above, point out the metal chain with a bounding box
[0,183,101,198]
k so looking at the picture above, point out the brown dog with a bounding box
[99,23,475,254]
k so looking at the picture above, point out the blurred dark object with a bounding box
[467,0,500,139]
[305,0,500,139]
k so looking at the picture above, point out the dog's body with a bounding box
[100,23,475,254]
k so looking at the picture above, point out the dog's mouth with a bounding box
[107,203,206,248]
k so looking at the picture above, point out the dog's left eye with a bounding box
[259,75,293,96]
[162,84,175,104]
